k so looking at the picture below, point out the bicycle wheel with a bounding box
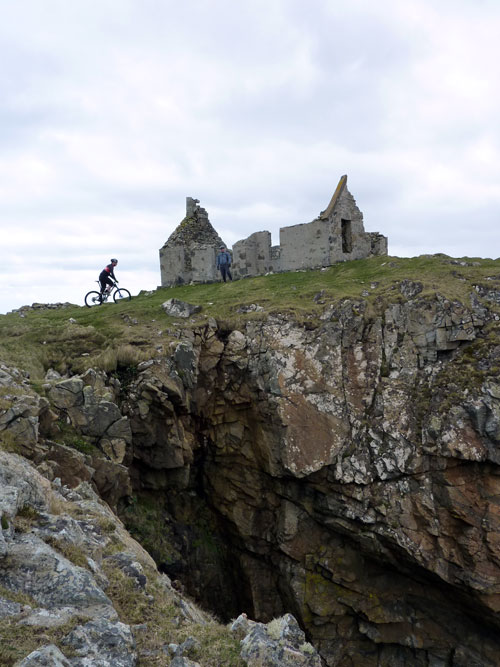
[113,288,131,303]
[85,291,102,307]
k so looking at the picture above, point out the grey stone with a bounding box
[0,534,114,616]
[162,299,202,318]
[48,378,84,409]
[0,530,7,558]
[160,177,387,286]
[400,279,423,299]
[240,614,322,666]
[0,451,51,513]
[104,551,147,588]
[0,596,22,618]
[19,607,76,628]
[44,369,62,381]
[16,644,71,666]
[61,618,136,666]
[170,658,201,667]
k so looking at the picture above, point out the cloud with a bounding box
[1,0,499,314]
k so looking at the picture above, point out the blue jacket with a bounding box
[217,251,231,268]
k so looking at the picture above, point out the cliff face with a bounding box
[121,283,500,666]
[2,261,500,665]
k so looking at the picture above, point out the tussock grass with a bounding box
[93,343,151,373]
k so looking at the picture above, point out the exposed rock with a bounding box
[0,534,114,615]
[236,304,264,313]
[0,597,22,618]
[170,657,201,667]
[162,299,202,318]
[399,279,423,299]
[121,288,500,665]
[238,613,321,667]
[61,618,136,666]
[104,551,147,588]
[48,378,84,409]
[3,271,500,666]
[16,644,71,666]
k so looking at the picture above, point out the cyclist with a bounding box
[99,259,118,295]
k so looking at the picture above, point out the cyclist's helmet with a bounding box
[111,258,118,264]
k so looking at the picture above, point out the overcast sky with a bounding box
[1,0,499,314]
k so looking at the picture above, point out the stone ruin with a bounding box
[159,198,227,287]
[159,176,388,287]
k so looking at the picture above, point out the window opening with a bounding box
[341,219,352,253]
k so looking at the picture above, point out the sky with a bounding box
[1,0,499,314]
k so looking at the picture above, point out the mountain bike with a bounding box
[84,281,132,307]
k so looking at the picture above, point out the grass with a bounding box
[13,505,41,532]
[102,563,245,666]
[0,614,83,665]
[43,536,90,569]
[0,583,84,664]
[1,254,499,380]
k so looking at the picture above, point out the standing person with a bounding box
[216,246,232,283]
[99,259,118,294]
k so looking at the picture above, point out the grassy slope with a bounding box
[1,254,499,380]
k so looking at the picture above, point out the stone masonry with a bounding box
[159,177,388,286]
[159,197,227,287]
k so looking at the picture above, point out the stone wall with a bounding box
[235,177,387,278]
[160,178,388,286]
[232,231,278,278]
[159,197,226,287]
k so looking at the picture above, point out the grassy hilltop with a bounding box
[1,254,499,380]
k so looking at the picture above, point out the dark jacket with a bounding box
[99,264,117,281]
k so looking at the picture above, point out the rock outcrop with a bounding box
[120,284,500,665]
[0,358,322,665]
[2,264,500,665]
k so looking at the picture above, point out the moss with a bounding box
[53,420,98,455]
[1,514,8,530]
[121,495,181,568]
[16,504,40,520]
[0,431,21,454]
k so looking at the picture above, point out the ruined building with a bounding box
[159,197,227,287]
[159,176,388,287]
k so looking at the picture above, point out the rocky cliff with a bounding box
[1,255,500,665]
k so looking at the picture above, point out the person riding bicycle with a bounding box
[99,259,118,295]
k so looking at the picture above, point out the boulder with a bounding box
[61,618,136,667]
[0,534,114,617]
[48,378,84,409]
[238,614,321,667]
[162,299,202,318]
[16,644,71,666]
